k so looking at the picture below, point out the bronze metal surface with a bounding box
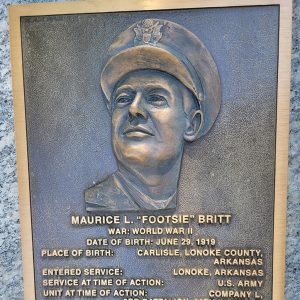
[9,1,292,299]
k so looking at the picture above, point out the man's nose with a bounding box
[128,92,148,120]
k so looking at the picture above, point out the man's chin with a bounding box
[114,143,159,166]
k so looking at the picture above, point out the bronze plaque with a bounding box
[9,1,292,299]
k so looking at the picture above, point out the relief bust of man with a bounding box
[85,19,221,212]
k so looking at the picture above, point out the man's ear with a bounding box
[184,110,203,142]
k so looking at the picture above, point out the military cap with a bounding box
[100,19,221,138]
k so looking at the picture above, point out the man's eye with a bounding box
[147,95,167,106]
[115,96,132,105]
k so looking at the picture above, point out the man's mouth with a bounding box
[123,126,154,137]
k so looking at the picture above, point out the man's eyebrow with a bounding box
[145,86,171,96]
[114,85,134,95]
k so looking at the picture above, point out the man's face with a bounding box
[111,70,188,169]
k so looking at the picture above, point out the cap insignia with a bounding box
[134,19,163,46]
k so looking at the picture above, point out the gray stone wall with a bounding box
[0,0,299,299]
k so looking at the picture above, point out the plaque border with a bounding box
[9,1,292,299]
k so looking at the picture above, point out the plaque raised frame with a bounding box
[9,1,292,299]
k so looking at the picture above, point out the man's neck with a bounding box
[117,155,183,201]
